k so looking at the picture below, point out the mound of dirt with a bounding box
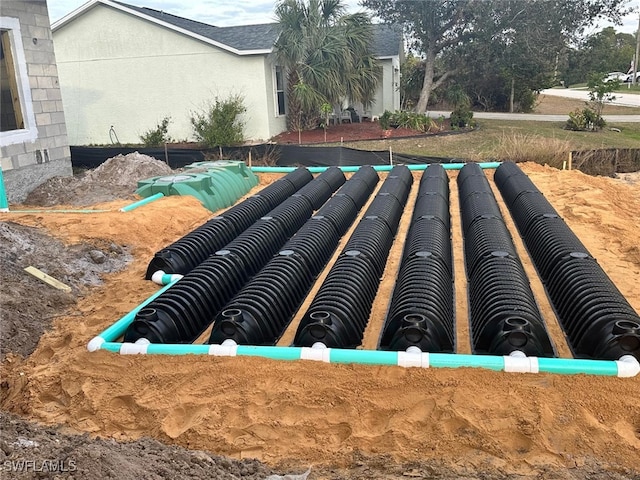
[0,411,274,480]
[24,152,173,207]
[0,221,132,360]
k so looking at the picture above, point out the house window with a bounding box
[0,17,37,145]
[0,30,24,131]
[274,65,286,116]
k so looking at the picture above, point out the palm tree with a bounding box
[273,0,381,132]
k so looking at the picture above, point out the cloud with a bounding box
[48,0,639,33]
[48,0,365,26]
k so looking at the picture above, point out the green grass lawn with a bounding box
[614,85,640,94]
[342,120,640,167]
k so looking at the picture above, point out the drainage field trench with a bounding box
[136,164,638,360]
[3,162,640,472]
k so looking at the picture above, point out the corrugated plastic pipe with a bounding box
[87,279,180,352]
[93,341,640,377]
[119,192,164,212]
[250,162,501,174]
[0,167,9,212]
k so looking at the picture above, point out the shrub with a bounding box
[190,94,246,147]
[450,106,474,129]
[565,107,605,131]
[139,116,173,147]
[378,110,434,132]
[379,110,393,130]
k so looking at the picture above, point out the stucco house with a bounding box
[1,0,72,203]
[51,0,403,146]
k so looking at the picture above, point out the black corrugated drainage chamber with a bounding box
[125,169,342,344]
[495,161,640,360]
[144,167,313,278]
[458,162,556,357]
[293,165,412,348]
[207,167,384,346]
[379,164,455,353]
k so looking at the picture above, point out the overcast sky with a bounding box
[48,0,362,26]
[48,0,639,34]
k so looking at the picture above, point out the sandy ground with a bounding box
[1,159,639,479]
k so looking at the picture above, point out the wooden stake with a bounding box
[568,151,573,170]
[389,146,393,165]
[24,266,71,292]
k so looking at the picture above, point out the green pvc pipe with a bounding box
[430,353,505,370]
[329,348,398,365]
[100,342,125,353]
[146,344,211,355]
[87,279,179,351]
[96,341,638,377]
[119,192,164,212]
[237,345,306,361]
[0,167,9,212]
[537,357,618,376]
[250,162,501,174]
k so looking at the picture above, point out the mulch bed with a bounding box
[270,120,431,144]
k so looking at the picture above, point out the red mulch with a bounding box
[270,121,428,144]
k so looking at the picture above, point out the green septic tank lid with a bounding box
[135,166,257,213]
[184,160,258,189]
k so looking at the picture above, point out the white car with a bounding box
[624,71,640,83]
[604,71,629,82]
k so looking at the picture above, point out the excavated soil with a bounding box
[1,156,640,479]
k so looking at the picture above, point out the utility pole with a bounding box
[634,5,640,85]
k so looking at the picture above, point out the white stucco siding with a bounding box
[53,4,273,145]
[263,56,287,138]
[369,58,400,117]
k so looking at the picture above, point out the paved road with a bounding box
[427,110,640,122]
[541,88,640,107]
[426,88,640,122]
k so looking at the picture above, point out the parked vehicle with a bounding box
[604,71,629,82]
[624,71,640,83]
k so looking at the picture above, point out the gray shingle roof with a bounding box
[371,23,403,57]
[113,1,400,56]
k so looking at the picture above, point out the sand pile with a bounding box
[24,152,173,207]
[1,163,639,479]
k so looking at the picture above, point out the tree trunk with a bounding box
[509,77,515,113]
[415,45,436,113]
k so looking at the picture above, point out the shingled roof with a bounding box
[55,0,402,57]
[113,2,280,51]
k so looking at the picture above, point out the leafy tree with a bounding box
[587,73,619,123]
[274,0,381,132]
[399,53,425,110]
[362,0,631,113]
[564,27,637,86]
[361,0,474,113]
[450,0,563,112]
[565,73,618,130]
[190,95,246,147]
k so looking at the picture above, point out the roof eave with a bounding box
[51,0,273,56]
